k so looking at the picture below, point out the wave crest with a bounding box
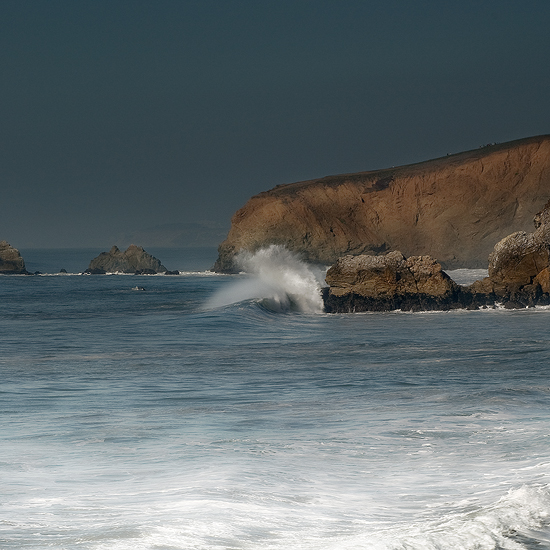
[205,245,324,313]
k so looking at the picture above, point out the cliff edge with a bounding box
[214,135,550,272]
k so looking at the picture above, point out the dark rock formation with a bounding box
[0,241,28,274]
[214,135,550,273]
[323,251,484,312]
[324,201,550,312]
[325,251,457,298]
[84,245,167,274]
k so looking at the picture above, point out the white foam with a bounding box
[313,484,550,550]
[49,484,550,550]
[204,245,324,313]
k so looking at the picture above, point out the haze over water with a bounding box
[2,247,550,549]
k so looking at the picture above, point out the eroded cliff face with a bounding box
[214,135,550,272]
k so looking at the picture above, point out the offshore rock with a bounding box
[325,251,458,297]
[214,135,550,273]
[0,241,28,274]
[85,245,167,274]
[323,251,476,312]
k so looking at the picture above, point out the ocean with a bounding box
[2,246,550,550]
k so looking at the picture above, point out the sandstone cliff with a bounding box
[85,245,167,274]
[214,135,550,272]
[0,241,27,274]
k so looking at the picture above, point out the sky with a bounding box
[1,0,550,248]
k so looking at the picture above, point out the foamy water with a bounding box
[2,249,550,549]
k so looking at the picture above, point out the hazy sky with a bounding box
[2,0,550,248]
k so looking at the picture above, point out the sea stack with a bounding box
[0,241,28,274]
[322,251,466,312]
[85,245,167,274]
[214,135,550,273]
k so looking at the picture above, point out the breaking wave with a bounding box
[351,484,550,550]
[205,245,324,313]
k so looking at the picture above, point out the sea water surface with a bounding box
[1,247,550,549]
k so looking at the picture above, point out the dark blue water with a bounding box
[1,249,550,549]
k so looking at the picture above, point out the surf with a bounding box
[204,245,325,313]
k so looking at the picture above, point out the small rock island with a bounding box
[0,241,28,274]
[85,245,168,274]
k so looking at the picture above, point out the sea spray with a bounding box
[205,245,324,313]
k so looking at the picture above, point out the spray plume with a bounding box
[205,245,324,313]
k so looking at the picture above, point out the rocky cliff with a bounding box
[214,135,550,272]
[85,245,167,274]
[0,241,27,274]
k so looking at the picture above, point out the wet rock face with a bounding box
[85,245,167,274]
[0,241,27,274]
[214,135,550,273]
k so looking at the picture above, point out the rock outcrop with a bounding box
[325,251,457,298]
[467,199,550,307]
[85,245,167,274]
[0,241,28,274]
[324,200,550,312]
[214,135,550,273]
[323,251,471,312]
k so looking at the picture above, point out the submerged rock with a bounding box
[0,241,28,274]
[84,245,167,274]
